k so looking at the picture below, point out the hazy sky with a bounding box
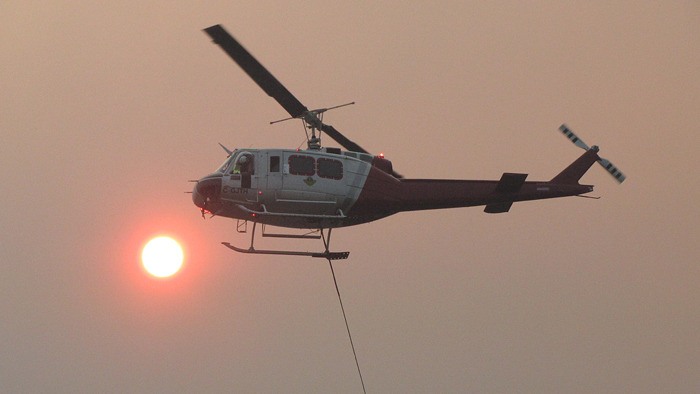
[2,2,698,393]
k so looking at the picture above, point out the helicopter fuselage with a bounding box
[192,146,596,230]
[193,147,391,228]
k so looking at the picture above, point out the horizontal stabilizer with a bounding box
[483,173,527,213]
[494,173,528,193]
[484,202,513,214]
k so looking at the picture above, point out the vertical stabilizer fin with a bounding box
[551,148,600,185]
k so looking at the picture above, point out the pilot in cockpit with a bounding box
[232,153,253,174]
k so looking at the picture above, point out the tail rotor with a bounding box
[559,124,626,183]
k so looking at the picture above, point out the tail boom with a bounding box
[350,166,593,217]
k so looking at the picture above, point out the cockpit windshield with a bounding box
[216,150,238,173]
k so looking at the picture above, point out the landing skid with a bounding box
[222,223,349,260]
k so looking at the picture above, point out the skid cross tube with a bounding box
[221,223,349,260]
[261,225,322,239]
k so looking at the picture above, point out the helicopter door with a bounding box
[226,152,258,202]
[265,152,283,191]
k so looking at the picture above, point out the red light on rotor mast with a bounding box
[378,152,385,159]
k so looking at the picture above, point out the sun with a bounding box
[141,236,184,278]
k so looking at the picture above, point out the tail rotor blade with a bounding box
[558,124,626,184]
[597,157,626,183]
[559,124,590,150]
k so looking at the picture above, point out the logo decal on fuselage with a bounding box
[304,177,316,186]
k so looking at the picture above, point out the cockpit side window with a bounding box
[231,153,254,175]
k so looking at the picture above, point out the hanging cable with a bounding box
[328,259,366,394]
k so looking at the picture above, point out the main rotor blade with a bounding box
[203,24,308,118]
[203,24,401,176]
[318,124,402,178]
[320,124,368,154]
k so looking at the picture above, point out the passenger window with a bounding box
[270,156,280,172]
[317,158,343,180]
[288,155,315,176]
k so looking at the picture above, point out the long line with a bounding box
[328,259,366,393]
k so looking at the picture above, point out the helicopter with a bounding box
[192,24,626,260]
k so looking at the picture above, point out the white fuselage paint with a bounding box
[215,148,373,228]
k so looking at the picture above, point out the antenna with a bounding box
[269,101,355,125]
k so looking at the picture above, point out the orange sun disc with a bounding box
[141,236,184,278]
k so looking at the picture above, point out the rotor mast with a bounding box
[270,102,355,150]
